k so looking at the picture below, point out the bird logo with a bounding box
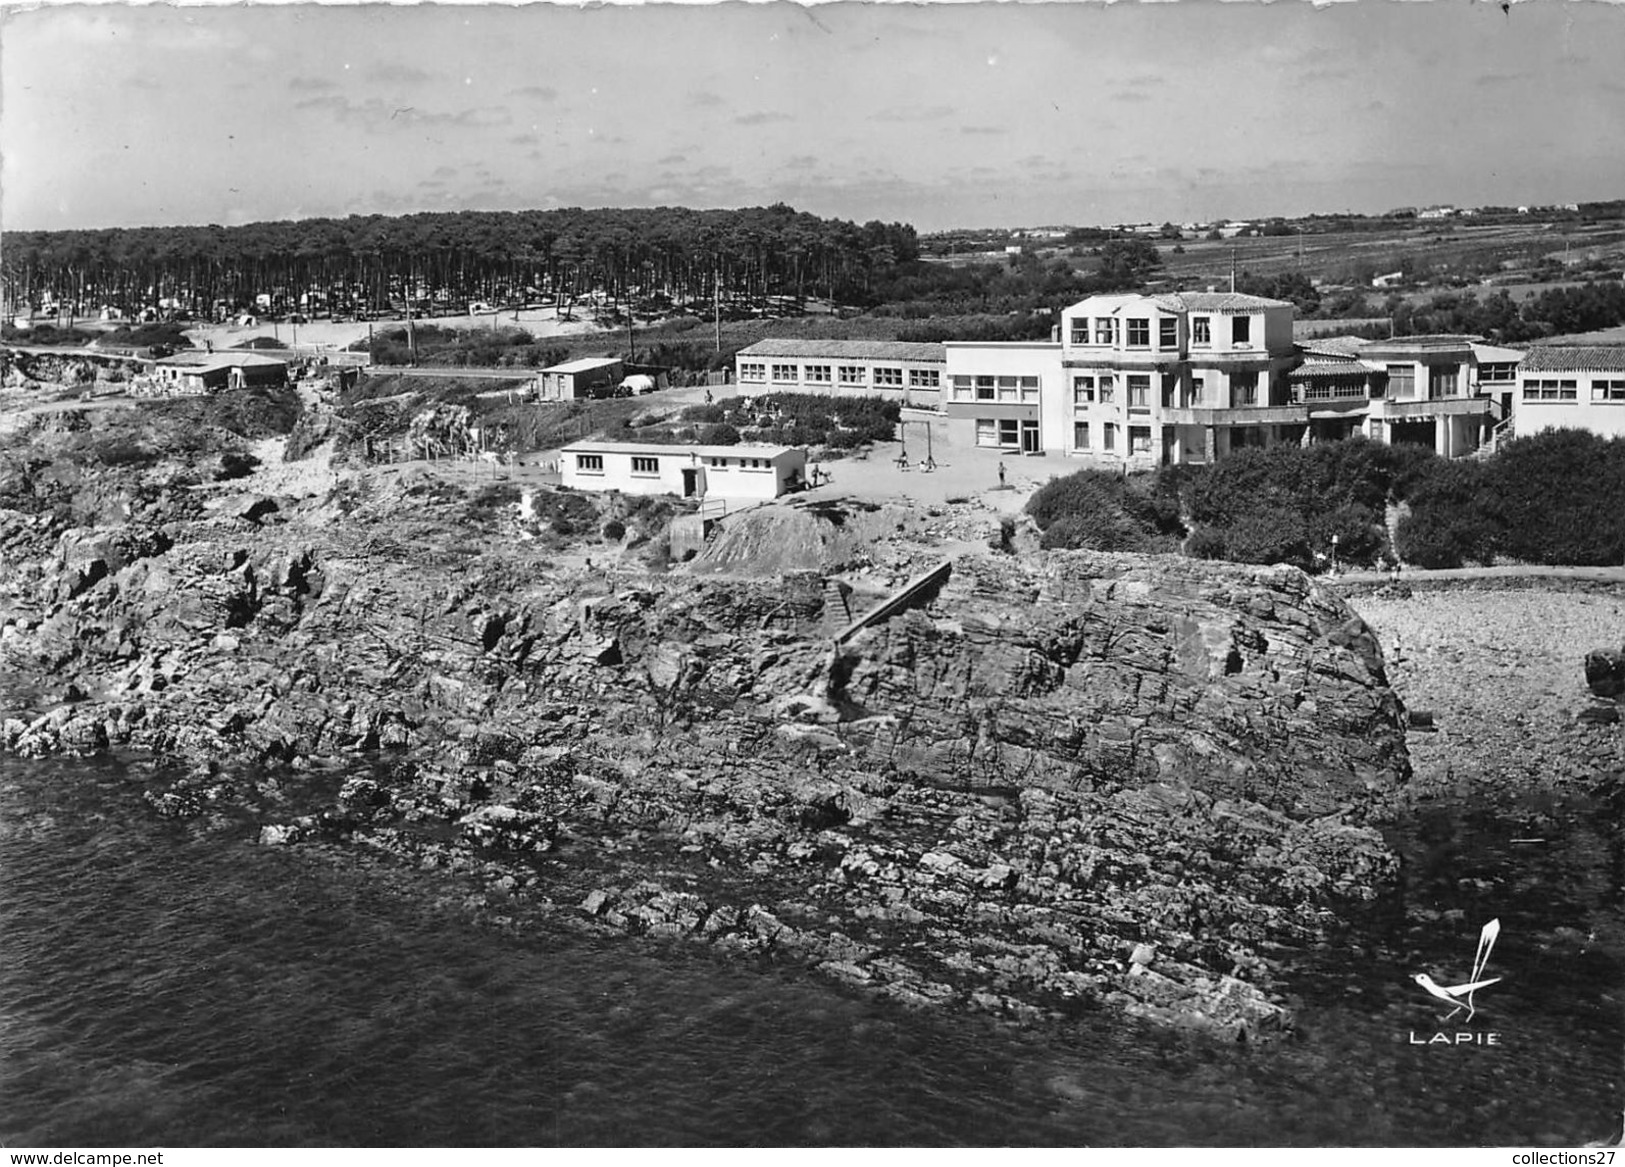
[1414,918,1502,1023]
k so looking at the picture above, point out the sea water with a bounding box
[2,754,1619,1147]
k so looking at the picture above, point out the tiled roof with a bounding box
[1520,345,1625,373]
[1291,359,1373,379]
[1298,336,1371,358]
[735,339,947,363]
[1151,292,1295,313]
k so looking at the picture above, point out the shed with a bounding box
[536,357,626,401]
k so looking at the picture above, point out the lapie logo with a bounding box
[1408,917,1504,1046]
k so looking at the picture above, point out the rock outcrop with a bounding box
[0,490,1411,1040]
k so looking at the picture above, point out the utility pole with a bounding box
[1229,247,1237,293]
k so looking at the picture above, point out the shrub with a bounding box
[1395,459,1500,568]
[602,519,626,541]
[702,423,741,446]
[215,451,261,481]
[1487,429,1625,565]
[1026,469,1185,554]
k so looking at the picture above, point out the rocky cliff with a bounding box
[0,486,1409,1040]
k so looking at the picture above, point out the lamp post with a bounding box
[1330,533,1340,575]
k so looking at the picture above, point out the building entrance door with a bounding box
[682,468,699,497]
[1021,420,1040,454]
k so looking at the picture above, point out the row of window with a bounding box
[1068,421,1154,455]
[1067,315,1247,348]
[1522,378,1579,401]
[578,454,775,474]
[1520,378,1625,402]
[950,374,1041,402]
[737,362,940,388]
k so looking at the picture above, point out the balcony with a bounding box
[1162,405,1309,426]
[1377,396,1494,420]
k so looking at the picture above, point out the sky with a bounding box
[2,0,1623,235]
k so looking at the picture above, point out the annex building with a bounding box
[558,441,806,500]
[733,340,945,408]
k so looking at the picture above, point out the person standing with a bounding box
[997,461,1007,488]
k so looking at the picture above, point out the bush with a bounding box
[1487,429,1625,565]
[1395,459,1499,568]
[702,423,741,446]
[1026,469,1185,554]
[215,451,261,481]
[602,519,626,541]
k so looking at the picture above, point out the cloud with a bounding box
[296,95,513,132]
[784,155,819,170]
[366,62,437,85]
[961,126,1003,136]
[872,105,955,123]
[1113,91,1153,104]
[510,132,540,145]
[687,91,725,108]
[734,111,793,126]
[431,165,458,178]
[657,153,687,165]
[508,85,558,101]
[288,76,337,93]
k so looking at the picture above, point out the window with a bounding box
[952,375,974,400]
[1189,375,1205,405]
[707,457,730,468]
[1069,319,1090,344]
[975,419,1021,449]
[1103,423,1117,452]
[1073,421,1090,449]
[1073,375,1095,405]
[1593,379,1625,402]
[1127,318,1150,347]
[631,456,659,475]
[576,454,604,473]
[1094,318,1117,346]
[1020,375,1040,401]
[975,375,996,401]
[1232,371,1259,406]
[1192,317,1211,346]
[1129,426,1152,456]
[1097,374,1116,405]
[1159,318,1178,349]
[1429,364,1460,398]
[874,367,904,387]
[1523,378,1578,400]
[1387,364,1415,398]
[997,375,1020,402]
[909,368,940,388]
[771,364,798,382]
[1479,362,1518,383]
[838,366,866,386]
[1127,374,1151,410]
[805,364,832,384]
[1231,315,1252,345]
[739,362,766,383]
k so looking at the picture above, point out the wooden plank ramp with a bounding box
[833,560,952,645]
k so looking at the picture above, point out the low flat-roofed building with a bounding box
[537,357,626,401]
[734,339,945,407]
[142,351,288,395]
[558,441,806,500]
